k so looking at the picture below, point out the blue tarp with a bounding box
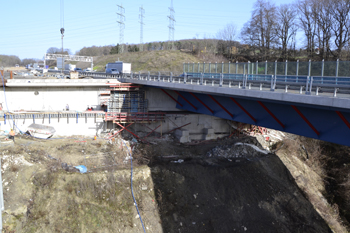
[74,165,87,173]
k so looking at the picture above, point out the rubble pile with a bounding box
[206,142,269,160]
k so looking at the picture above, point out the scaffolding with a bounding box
[98,83,143,107]
[105,112,165,123]
[108,91,148,113]
[102,83,165,126]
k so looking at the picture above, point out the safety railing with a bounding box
[6,71,350,98]
[6,79,115,84]
[3,112,105,125]
[120,72,350,98]
[105,112,165,122]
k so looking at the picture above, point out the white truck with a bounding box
[105,62,131,74]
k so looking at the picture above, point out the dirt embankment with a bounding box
[0,135,332,232]
[274,136,350,233]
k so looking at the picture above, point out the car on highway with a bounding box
[106,68,120,74]
[74,68,83,72]
[83,68,93,72]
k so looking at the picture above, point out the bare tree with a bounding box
[0,55,21,67]
[297,0,318,57]
[47,47,71,55]
[329,0,350,59]
[314,0,333,59]
[276,4,297,59]
[216,23,237,42]
[216,23,238,59]
[241,0,278,59]
[46,47,61,54]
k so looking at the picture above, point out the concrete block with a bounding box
[174,129,189,137]
[203,128,216,140]
[174,129,191,143]
[204,128,214,134]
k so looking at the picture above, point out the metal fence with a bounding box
[183,60,350,77]
[122,71,350,98]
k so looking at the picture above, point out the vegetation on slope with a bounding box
[77,50,226,74]
[275,135,350,232]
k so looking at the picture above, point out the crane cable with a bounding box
[60,0,65,36]
[60,0,64,29]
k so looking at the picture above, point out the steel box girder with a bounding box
[173,90,350,147]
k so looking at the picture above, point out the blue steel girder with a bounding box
[173,90,350,147]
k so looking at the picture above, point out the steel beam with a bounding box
[208,94,234,118]
[258,101,285,129]
[189,92,214,114]
[292,105,320,136]
[230,97,256,122]
[143,124,161,138]
[336,111,350,130]
[108,122,134,139]
[174,91,197,110]
[166,123,191,134]
[161,89,183,107]
[115,122,140,138]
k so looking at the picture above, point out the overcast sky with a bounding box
[0,0,295,59]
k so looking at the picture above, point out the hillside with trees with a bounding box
[3,0,350,68]
[75,0,350,63]
[0,55,38,68]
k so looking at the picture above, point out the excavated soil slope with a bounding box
[0,136,331,232]
[149,149,331,233]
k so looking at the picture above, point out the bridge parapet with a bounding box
[118,72,350,100]
[114,72,350,111]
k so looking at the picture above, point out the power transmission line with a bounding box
[167,0,175,50]
[117,4,125,53]
[139,6,145,52]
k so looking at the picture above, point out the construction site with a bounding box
[0,68,348,233]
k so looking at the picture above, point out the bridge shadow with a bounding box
[148,138,331,233]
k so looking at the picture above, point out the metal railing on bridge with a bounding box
[44,69,350,98]
[120,71,350,98]
[183,60,350,78]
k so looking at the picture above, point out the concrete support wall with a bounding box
[1,86,182,113]
[0,116,105,137]
[1,87,102,112]
[118,114,231,140]
[0,113,231,139]
[144,87,181,112]
[0,84,231,140]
